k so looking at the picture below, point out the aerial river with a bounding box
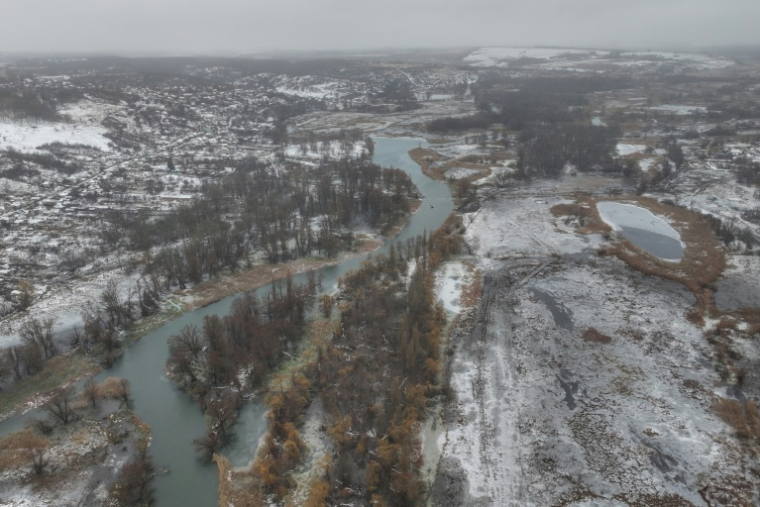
[0,137,453,506]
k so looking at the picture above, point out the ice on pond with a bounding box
[597,201,684,261]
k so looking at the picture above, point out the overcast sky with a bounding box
[3,0,760,55]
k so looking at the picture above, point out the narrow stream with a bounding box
[0,137,453,506]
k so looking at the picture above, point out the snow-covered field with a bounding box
[647,104,707,115]
[616,144,647,156]
[464,47,608,67]
[444,167,481,180]
[436,261,466,314]
[464,183,615,259]
[0,121,112,153]
[463,47,733,73]
[283,140,367,160]
[436,179,759,505]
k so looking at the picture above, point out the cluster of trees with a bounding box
[167,272,318,455]
[428,76,631,134]
[1,318,57,383]
[426,75,637,179]
[736,159,760,187]
[372,78,420,111]
[247,217,465,504]
[702,213,757,249]
[0,276,158,388]
[1,148,82,176]
[97,157,416,293]
[516,124,621,178]
[0,88,59,122]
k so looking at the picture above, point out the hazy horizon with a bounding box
[4,0,760,56]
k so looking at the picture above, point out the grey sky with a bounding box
[4,0,760,54]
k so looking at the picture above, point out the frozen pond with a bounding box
[597,202,684,261]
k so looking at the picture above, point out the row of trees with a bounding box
[246,217,465,505]
[98,157,416,293]
[167,272,319,456]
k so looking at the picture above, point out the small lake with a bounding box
[596,202,684,261]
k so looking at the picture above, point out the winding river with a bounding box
[0,137,453,506]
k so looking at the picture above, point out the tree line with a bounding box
[97,157,416,294]
[242,216,466,505]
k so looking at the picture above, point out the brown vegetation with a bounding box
[581,327,612,344]
[552,195,726,317]
[713,398,760,443]
[219,217,465,505]
[408,147,444,181]
[408,148,492,186]
[0,429,50,474]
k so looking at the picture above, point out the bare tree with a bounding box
[6,430,51,475]
[110,447,155,505]
[19,318,56,359]
[83,377,100,408]
[19,343,43,376]
[115,378,132,407]
[45,387,77,425]
[100,279,134,326]
[5,347,23,380]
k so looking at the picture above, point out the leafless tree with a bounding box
[45,387,77,425]
[4,347,23,380]
[83,377,100,407]
[19,318,56,359]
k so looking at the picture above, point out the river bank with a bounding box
[0,136,454,507]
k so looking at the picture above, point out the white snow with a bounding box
[0,121,112,153]
[436,261,465,314]
[638,158,656,174]
[444,167,480,180]
[464,188,606,259]
[648,105,707,115]
[596,201,682,242]
[464,47,608,67]
[616,144,647,156]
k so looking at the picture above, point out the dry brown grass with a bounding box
[460,264,483,309]
[425,137,455,145]
[553,195,726,312]
[713,398,760,442]
[550,195,611,235]
[408,148,492,185]
[0,429,50,471]
[408,148,445,181]
[214,453,263,507]
[581,327,612,344]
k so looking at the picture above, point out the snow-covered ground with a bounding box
[464,191,608,260]
[436,178,759,505]
[616,144,647,156]
[0,271,140,349]
[647,104,707,115]
[0,121,112,153]
[464,47,608,67]
[283,140,367,160]
[436,261,466,314]
[444,167,481,180]
[462,47,733,72]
